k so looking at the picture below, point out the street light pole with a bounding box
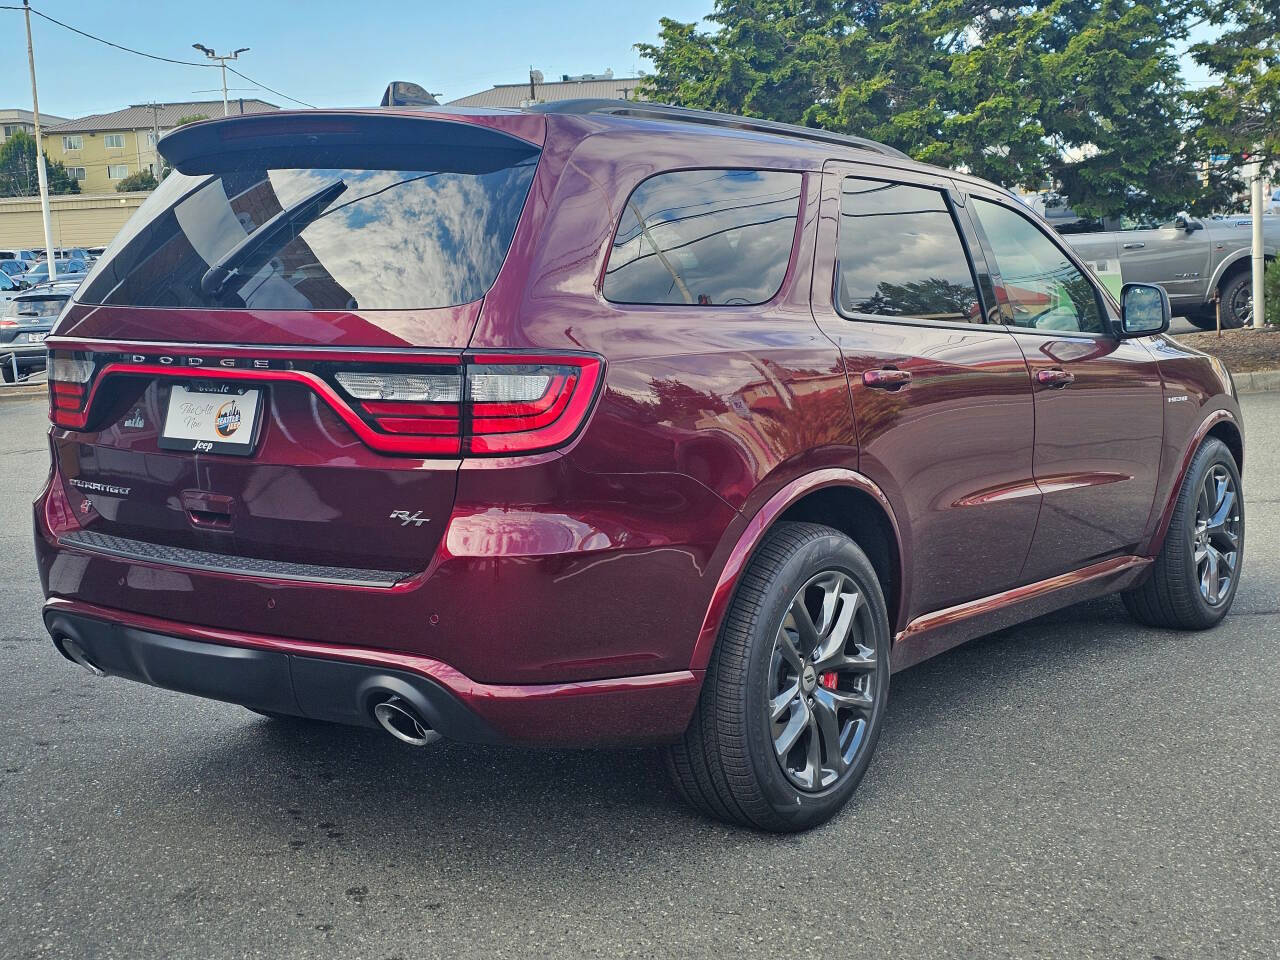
[192,45,251,117]
[22,0,56,281]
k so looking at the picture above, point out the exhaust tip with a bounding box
[59,637,105,677]
[372,696,442,747]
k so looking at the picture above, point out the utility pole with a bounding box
[1248,155,1265,327]
[22,0,56,281]
[150,103,162,181]
[529,66,536,103]
[192,44,250,117]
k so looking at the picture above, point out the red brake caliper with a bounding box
[819,672,838,690]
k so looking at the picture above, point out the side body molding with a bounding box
[689,468,905,672]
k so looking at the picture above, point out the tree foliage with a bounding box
[1191,0,1279,176]
[115,170,158,193]
[637,1,1241,219]
[0,131,81,198]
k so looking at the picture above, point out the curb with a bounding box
[1234,370,1280,394]
[0,383,46,401]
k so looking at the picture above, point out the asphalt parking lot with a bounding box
[1,392,1277,960]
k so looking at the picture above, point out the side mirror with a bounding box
[1174,213,1202,233]
[1120,282,1170,337]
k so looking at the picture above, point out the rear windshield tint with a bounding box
[604,169,802,306]
[77,132,539,311]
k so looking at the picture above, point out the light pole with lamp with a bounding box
[191,44,250,117]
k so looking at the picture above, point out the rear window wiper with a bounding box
[200,178,348,297]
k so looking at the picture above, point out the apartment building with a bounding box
[43,99,277,194]
[1,108,69,143]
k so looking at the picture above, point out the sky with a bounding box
[2,1,1218,122]
[1,0,714,118]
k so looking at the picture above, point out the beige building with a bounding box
[1,108,69,144]
[448,72,642,108]
[0,191,149,248]
[43,99,276,195]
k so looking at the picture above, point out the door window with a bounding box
[973,198,1104,334]
[836,179,982,323]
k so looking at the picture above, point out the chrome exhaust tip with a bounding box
[372,696,442,747]
[59,637,105,677]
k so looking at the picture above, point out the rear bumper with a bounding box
[42,598,702,747]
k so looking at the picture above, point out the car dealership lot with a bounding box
[1,394,1277,960]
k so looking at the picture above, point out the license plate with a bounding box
[159,383,262,456]
[25,332,46,343]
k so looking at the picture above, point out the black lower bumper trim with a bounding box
[44,610,502,744]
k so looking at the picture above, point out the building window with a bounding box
[68,167,86,181]
[107,164,129,180]
[3,125,22,138]
[146,132,157,146]
[104,134,125,149]
[62,135,83,151]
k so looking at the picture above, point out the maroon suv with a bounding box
[34,103,1245,830]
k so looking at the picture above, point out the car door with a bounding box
[964,192,1165,582]
[811,163,1040,623]
[1113,218,1212,308]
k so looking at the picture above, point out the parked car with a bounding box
[19,259,86,286]
[0,270,21,309]
[0,279,75,382]
[1033,198,1279,328]
[35,104,1244,831]
[0,259,29,284]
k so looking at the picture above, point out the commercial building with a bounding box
[43,99,277,194]
[1,108,69,143]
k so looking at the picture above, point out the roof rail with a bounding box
[526,99,909,160]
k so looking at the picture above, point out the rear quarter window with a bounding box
[603,169,802,306]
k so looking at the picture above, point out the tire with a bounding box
[1216,272,1252,329]
[664,522,891,831]
[0,361,15,384]
[1122,438,1244,629]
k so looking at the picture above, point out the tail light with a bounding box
[47,352,96,429]
[45,347,603,458]
[332,354,602,456]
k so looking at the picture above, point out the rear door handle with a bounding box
[1122,242,1145,249]
[863,369,912,390]
[1036,368,1075,388]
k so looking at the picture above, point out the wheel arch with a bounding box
[1208,247,1276,296]
[1144,409,1244,557]
[689,468,906,672]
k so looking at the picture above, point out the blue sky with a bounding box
[3,1,1215,121]
[2,1,714,117]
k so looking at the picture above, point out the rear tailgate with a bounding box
[43,110,543,587]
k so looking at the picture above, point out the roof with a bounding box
[1,108,69,126]
[532,100,908,160]
[47,99,277,133]
[447,77,643,108]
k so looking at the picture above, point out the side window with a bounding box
[972,198,1104,334]
[604,169,801,306]
[837,179,982,323]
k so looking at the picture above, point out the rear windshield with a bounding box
[78,131,539,311]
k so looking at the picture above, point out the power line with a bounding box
[1,4,318,110]
[21,6,216,67]
[226,66,317,109]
